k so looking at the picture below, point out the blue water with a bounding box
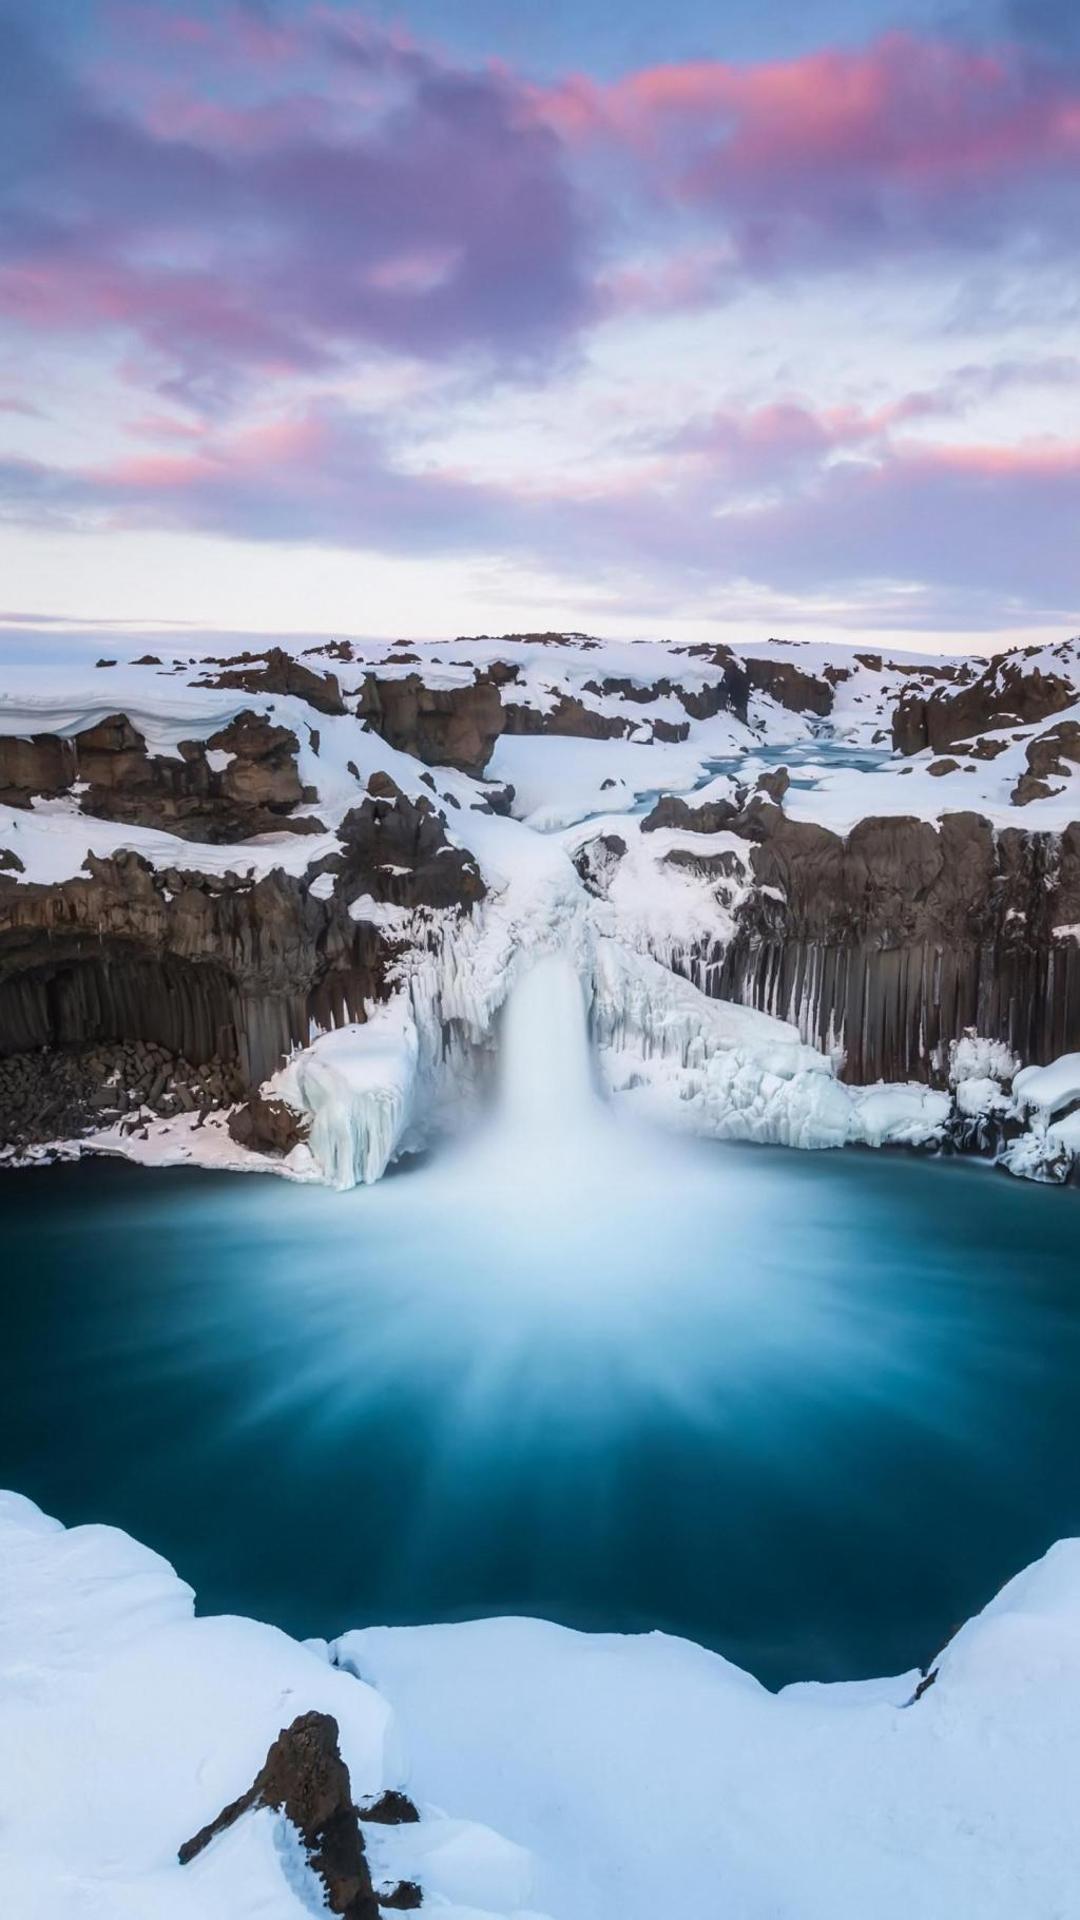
[2,1142,1079,1688]
[623,738,893,820]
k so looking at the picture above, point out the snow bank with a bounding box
[339,1533,1080,1920]
[0,1492,547,1920]
[4,1490,1080,1920]
[1013,1053,1080,1117]
[275,1003,419,1188]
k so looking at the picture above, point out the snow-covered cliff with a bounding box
[2,631,1080,1186]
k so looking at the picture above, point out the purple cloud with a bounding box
[540,31,1080,289]
[3,387,1080,623]
[0,8,593,406]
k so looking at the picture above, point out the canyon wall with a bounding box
[644,800,1080,1082]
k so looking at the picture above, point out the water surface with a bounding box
[2,1141,1079,1688]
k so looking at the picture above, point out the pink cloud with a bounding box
[536,32,1080,272]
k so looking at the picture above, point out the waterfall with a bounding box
[496,952,598,1145]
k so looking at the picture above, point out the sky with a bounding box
[1,0,1079,654]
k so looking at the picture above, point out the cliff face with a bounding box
[0,853,385,1086]
[892,651,1076,756]
[0,770,483,1127]
[0,709,316,843]
[3,630,1080,1168]
[712,808,1080,1082]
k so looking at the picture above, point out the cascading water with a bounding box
[495,952,600,1150]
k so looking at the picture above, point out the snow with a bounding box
[274,1003,419,1188]
[590,939,952,1153]
[848,1082,953,1147]
[1013,1053,1080,1116]
[950,1033,1018,1088]
[3,1490,1080,1920]
[488,733,713,831]
[0,1491,542,1920]
[340,1537,1080,1920]
[999,1052,1080,1182]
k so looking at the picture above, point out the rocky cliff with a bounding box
[639,793,1080,1082]
[3,631,1080,1174]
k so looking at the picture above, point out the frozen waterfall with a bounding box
[496,952,599,1147]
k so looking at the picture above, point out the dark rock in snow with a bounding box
[893,651,1075,755]
[357,672,503,776]
[179,1710,380,1919]
[227,1092,309,1157]
[756,767,790,803]
[358,1789,421,1824]
[197,645,346,716]
[378,1880,423,1908]
[641,793,739,834]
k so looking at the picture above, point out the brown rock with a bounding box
[1021,719,1080,780]
[227,1092,309,1156]
[0,732,76,805]
[358,1790,420,1825]
[641,793,739,834]
[179,1711,379,1920]
[893,648,1076,754]
[756,767,790,803]
[1011,773,1060,806]
[742,654,833,718]
[338,784,485,911]
[197,645,346,716]
[378,1882,422,1909]
[502,693,632,741]
[358,673,503,775]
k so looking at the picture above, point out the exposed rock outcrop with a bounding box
[0,1040,244,1150]
[743,653,833,718]
[641,793,740,834]
[334,775,486,911]
[0,852,389,1087]
[1012,721,1080,804]
[179,1711,380,1920]
[893,651,1075,754]
[196,645,346,715]
[356,672,502,775]
[226,1091,309,1157]
[706,808,1080,1081]
[501,693,637,740]
[358,1790,420,1825]
[0,709,315,843]
[0,773,484,1135]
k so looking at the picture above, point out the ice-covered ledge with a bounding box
[1,1489,1078,1919]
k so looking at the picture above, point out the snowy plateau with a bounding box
[1,630,1080,1187]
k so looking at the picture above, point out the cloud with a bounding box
[539,31,1080,282]
[0,8,594,404]
[4,386,1080,624]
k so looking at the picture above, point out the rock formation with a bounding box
[893,650,1075,755]
[657,798,1080,1082]
[179,1711,380,1919]
[0,709,316,843]
[356,671,503,775]
[196,644,346,715]
[4,629,1080,1172]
